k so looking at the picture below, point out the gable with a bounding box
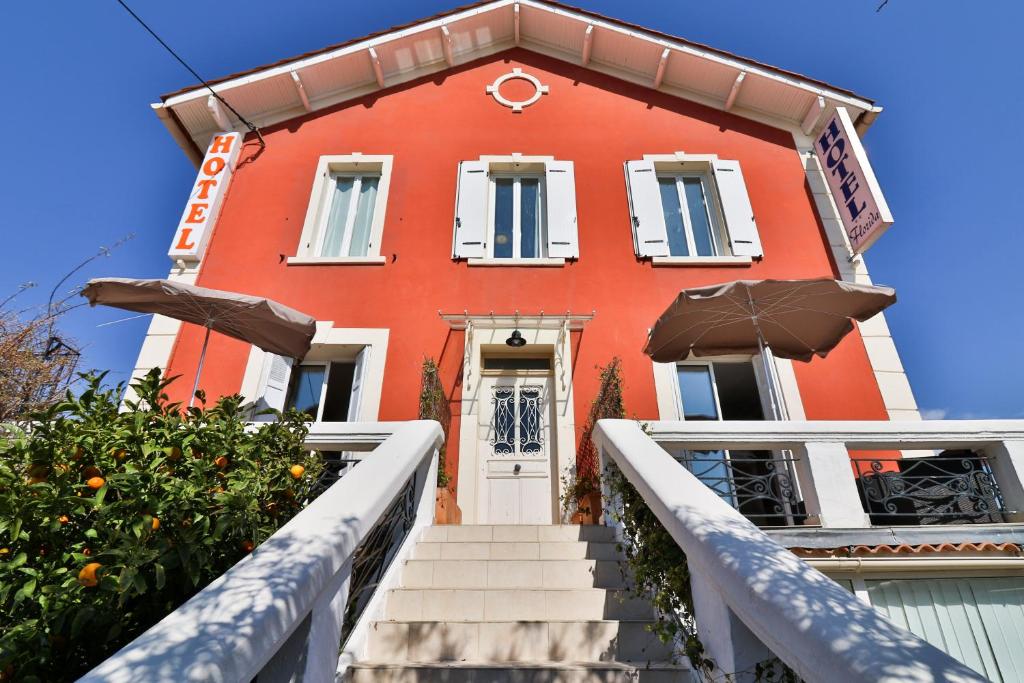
[155,0,879,165]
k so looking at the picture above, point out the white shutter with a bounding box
[712,159,763,258]
[252,353,293,421]
[624,160,670,257]
[544,160,579,259]
[346,347,368,421]
[452,161,488,259]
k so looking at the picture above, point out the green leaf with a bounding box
[10,551,27,568]
[84,528,98,538]
[70,606,96,639]
[154,562,166,590]
[11,518,22,541]
[133,572,147,594]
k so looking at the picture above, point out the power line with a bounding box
[114,0,266,148]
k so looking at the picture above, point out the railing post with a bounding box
[690,567,771,682]
[793,441,870,528]
[982,440,1024,522]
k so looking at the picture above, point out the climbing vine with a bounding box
[561,358,625,519]
[417,358,451,488]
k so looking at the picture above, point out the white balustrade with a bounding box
[595,418,998,682]
[80,420,443,683]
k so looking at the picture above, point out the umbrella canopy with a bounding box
[82,278,317,359]
[644,278,896,363]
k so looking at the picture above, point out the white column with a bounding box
[983,440,1024,522]
[793,441,870,528]
[690,568,770,682]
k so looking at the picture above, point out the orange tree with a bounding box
[0,369,322,682]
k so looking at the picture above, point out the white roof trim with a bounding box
[154,0,880,158]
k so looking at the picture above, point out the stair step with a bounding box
[366,620,673,663]
[401,559,628,589]
[385,589,653,622]
[349,661,690,683]
[420,525,617,544]
[413,541,621,561]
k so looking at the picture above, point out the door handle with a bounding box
[513,463,522,475]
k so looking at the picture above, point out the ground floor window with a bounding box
[863,576,1024,681]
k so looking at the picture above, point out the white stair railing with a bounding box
[594,418,988,683]
[80,420,443,683]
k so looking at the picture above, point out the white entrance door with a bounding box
[477,375,554,524]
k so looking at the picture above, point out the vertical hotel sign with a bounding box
[814,107,894,254]
[168,132,242,263]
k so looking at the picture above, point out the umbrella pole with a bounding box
[190,324,212,408]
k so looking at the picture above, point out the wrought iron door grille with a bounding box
[854,451,1010,525]
[341,472,416,641]
[671,450,805,527]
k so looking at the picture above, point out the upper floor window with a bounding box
[452,156,578,264]
[318,174,379,258]
[491,174,545,259]
[657,174,722,257]
[626,155,763,262]
[291,155,392,265]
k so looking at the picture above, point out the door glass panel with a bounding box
[491,387,515,454]
[683,178,716,256]
[286,365,326,419]
[678,366,719,420]
[321,362,355,421]
[518,386,543,454]
[320,177,355,257]
[520,178,540,258]
[493,178,514,258]
[348,176,379,256]
[658,177,689,256]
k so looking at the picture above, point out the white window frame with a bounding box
[656,172,726,259]
[486,172,548,260]
[635,153,755,267]
[289,154,393,265]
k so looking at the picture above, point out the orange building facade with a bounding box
[136,2,917,525]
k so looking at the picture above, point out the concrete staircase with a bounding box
[349,525,690,682]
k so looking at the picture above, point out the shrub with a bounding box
[0,369,322,681]
[417,358,451,488]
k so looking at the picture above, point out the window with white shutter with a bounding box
[625,155,763,261]
[452,156,578,263]
[251,353,293,421]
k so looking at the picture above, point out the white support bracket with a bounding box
[581,24,595,66]
[801,95,827,135]
[653,48,670,88]
[725,71,746,111]
[440,25,455,67]
[513,2,520,45]
[207,95,231,130]
[290,71,312,112]
[368,47,385,88]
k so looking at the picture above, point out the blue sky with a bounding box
[1,1,1021,419]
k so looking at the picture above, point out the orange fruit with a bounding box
[58,515,70,525]
[86,476,105,490]
[0,548,10,556]
[82,547,92,556]
[289,464,305,479]
[214,456,229,469]
[168,446,182,461]
[241,540,255,553]
[111,448,127,462]
[151,517,160,531]
[83,466,102,479]
[53,463,69,475]
[26,475,47,485]
[77,562,102,588]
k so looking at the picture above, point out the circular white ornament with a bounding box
[485,68,550,113]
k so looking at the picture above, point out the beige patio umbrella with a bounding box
[82,278,316,405]
[644,278,896,419]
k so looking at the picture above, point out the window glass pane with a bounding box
[683,178,717,256]
[520,178,540,258]
[348,176,379,257]
[492,387,515,454]
[493,178,514,258]
[678,365,719,420]
[712,362,763,420]
[286,365,326,419]
[322,362,355,421]
[320,177,355,257]
[519,386,543,454]
[658,178,689,256]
